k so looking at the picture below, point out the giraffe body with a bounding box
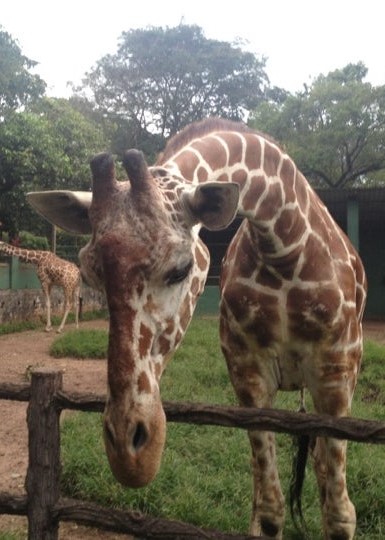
[27,119,366,539]
[0,242,81,332]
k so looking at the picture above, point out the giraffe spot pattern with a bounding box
[137,371,152,394]
[75,119,367,539]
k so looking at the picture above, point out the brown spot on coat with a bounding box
[245,136,262,170]
[197,166,208,182]
[287,286,341,341]
[195,241,209,272]
[263,143,282,177]
[139,323,152,358]
[299,234,334,282]
[257,182,283,222]
[242,175,267,213]
[137,371,151,394]
[274,206,307,247]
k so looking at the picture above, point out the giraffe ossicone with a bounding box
[27,118,366,539]
[0,242,80,333]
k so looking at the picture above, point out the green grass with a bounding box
[49,328,108,359]
[0,309,108,336]
[0,318,43,335]
[56,320,385,538]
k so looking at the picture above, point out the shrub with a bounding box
[19,230,49,250]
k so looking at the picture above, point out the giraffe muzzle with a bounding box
[103,401,166,488]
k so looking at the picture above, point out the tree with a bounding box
[69,95,163,162]
[250,63,385,188]
[78,24,268,140]
[0,27,46,117]
[0,98,108,238]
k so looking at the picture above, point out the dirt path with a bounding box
[0,319,129,539]
[1,319,385,539]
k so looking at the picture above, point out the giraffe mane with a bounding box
[156,117,278,165]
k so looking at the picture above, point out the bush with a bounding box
[19,230,49,250]
[56,230,90,263]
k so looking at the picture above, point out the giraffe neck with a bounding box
[0,243,48,265]
[163,131,314,260]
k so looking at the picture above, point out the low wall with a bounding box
[0,285,106,325]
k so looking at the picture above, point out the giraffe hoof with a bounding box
[56,329,63,334]
[45,327,52,333]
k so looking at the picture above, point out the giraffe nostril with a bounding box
[132,422,148,452]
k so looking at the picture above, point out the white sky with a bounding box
[1,0,385,98]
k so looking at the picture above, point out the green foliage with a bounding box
[19,230,49,250]
[0,319,42,335]
[50,329,108,359]
[80,24,268,138]
[0,97,108,238]
[251,62,385,188]
[59,318,385,538]
[56,229,90,263]
[0,27,45,117]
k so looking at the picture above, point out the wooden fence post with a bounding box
[26,369,62,540]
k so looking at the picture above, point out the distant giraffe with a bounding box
[0,242,80,333]
[27,118,366,539]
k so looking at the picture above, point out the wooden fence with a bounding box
[1,368,385,539]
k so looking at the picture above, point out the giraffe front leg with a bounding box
[57,300,70,333]
[225,363,284,536]
[248,430,285,539]
[74,289,80,329]
[43,288,52,332]
[322,438,355,540]
[310,366,357,540]
[220,315,285,538]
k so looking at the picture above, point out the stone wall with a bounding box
[0,285,107,325]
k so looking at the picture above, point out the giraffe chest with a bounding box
[220,272,352,392]
[223,309,314,389]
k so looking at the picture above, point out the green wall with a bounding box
[0,258,41,290]
[1,236,384,320]
[196,285,220,316]
[360,227,385,319]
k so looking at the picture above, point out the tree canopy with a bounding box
[79,24,268,138]
[0,27,46,117]
[250,63,385,188]
[3,20,385,240]
[0,98,108,238]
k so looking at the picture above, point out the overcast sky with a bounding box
[1,0,384,97]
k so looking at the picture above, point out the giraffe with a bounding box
[0,242,81,333]
[26,118,367,539]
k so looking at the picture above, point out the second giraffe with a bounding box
[0,242,81,333]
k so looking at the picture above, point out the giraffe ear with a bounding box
[26,191,92,235]
[183,182,239,231]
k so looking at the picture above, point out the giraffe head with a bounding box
[27,150,239,487]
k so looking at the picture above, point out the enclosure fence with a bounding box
[1,368,385,540]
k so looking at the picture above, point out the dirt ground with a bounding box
[0,318,129,539]
[0,319,385,539]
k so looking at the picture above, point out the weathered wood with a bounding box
[0,382,30,401]
[2,371,385,539]
[52,391,385,444]
[54,389,105,412]
[163,401,385,444]
[0,491,27,515]
[54,497,262,539]
[26,369,62,540]
[2,379,385,444]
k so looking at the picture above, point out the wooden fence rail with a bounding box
[2,367,385,539]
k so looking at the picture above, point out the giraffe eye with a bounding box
[164,261,193,286]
